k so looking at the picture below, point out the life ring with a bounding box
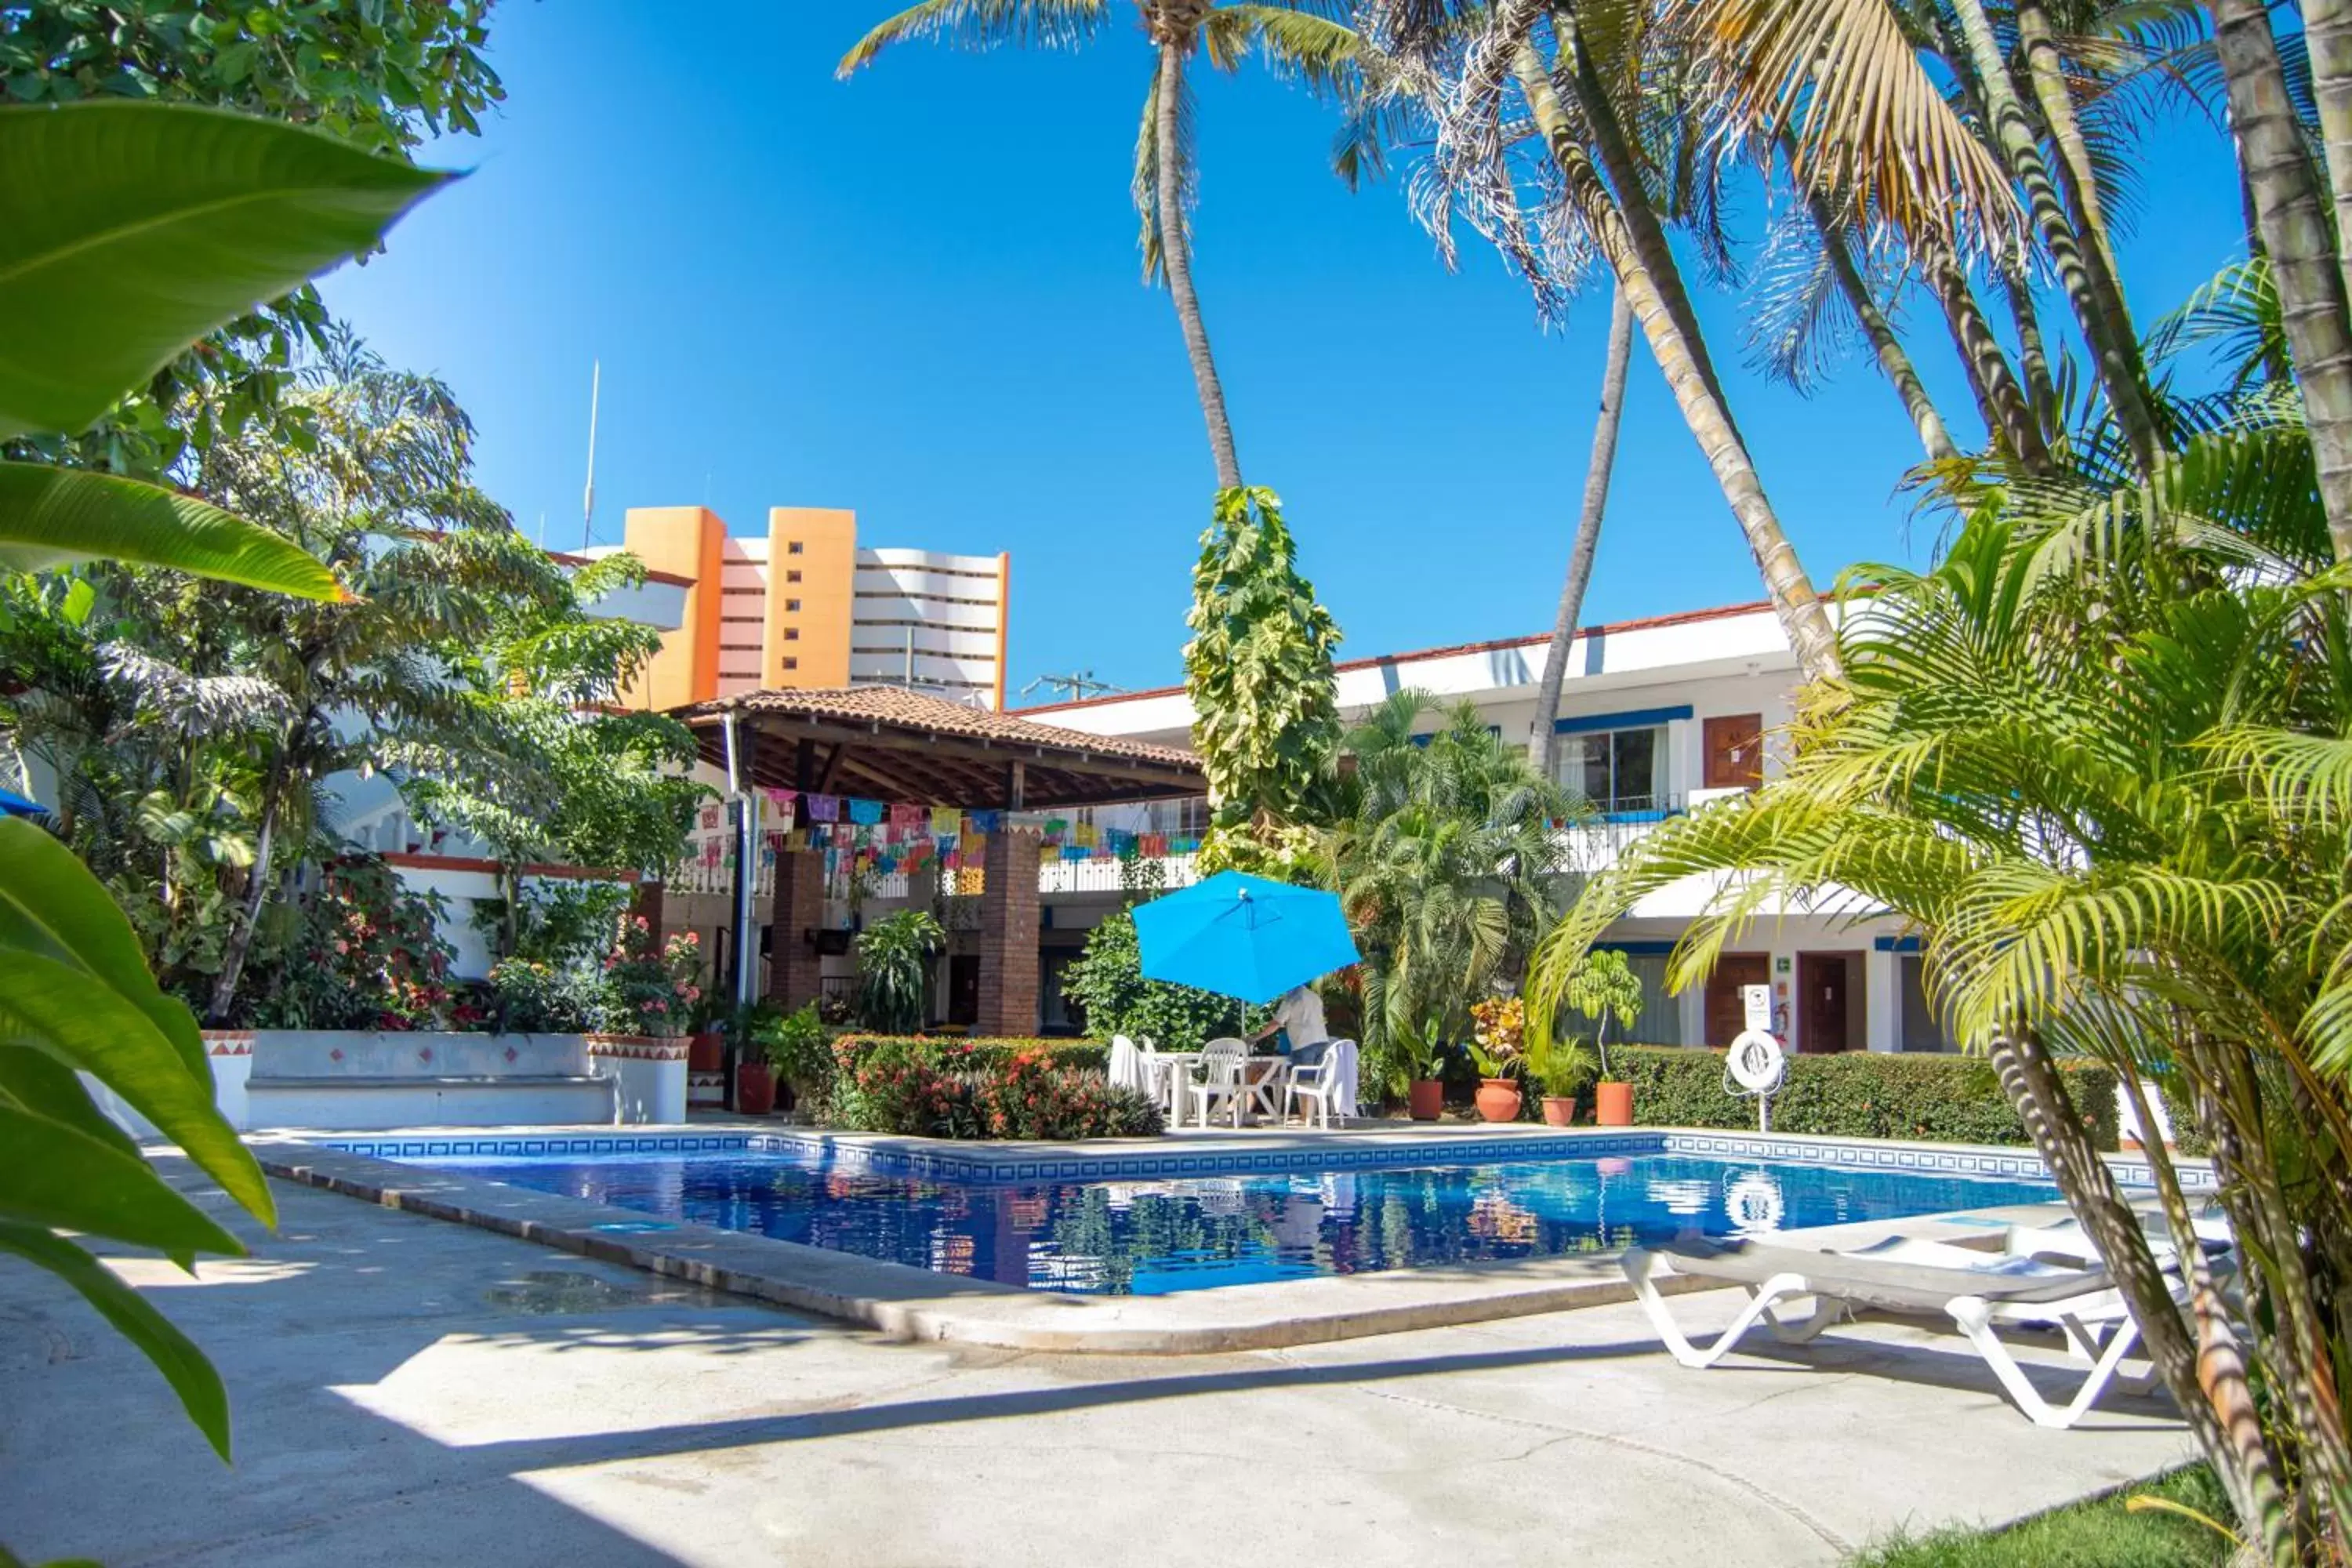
[1726,1171,1786,1234]
[1726,1029,1787,1094]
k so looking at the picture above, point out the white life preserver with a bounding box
[1726,1029,1787,1094]
[1726,1171,1786,1234]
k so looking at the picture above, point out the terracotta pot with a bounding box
[687,1031,725,1072]
[1406,1078,1445,1121]
[1593,1079,1635,1127]
[736,1062,777,1116]
[1474,1078,1523,1123]
[1541,1094,1579,1127]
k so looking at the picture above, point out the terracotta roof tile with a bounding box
[674,685,1202,771]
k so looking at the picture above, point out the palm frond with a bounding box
[837,0,1112,75]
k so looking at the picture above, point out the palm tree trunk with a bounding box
[1519,38,1842,681]
[2213,0,2352,566]
[2013,0,2125,292]
[208,749,287,1025]
[1999,269,2061,437]
[1925,250,2050,470]
[1154,42,1243,490]
[1532,285,1635,776]
[1947,0,2161,475]
[2302,0,2352,307]
[1802,187,1960,463]
[1989,1029,2297,1561]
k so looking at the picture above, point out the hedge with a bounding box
[830,1034,1109,1073]
[1610,1045,2119,1152]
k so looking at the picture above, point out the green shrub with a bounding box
[826,1034,1156,1139]
[1059,910,1254,1052]
[1611,1046,2119,1152]
[482,957,611,1033]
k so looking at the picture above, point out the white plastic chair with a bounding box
[1286,1039,1356,1128]
[1187,1037,1250,1128]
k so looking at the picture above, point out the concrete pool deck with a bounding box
[1,1155,2196,1567]
[241,1123,2188,1354]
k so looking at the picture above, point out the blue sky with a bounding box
[323,0,2249,698]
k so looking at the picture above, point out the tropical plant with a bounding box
[245,855,460,1033]
[1392,1012,1454,1091]
[1468,994,1528,1080]
[1062,908,1252,1051]
[758,1002,836,1098]
[0,93,453,1561]
[1331,691,1574,1089]
[1548,946,1644,1081]
[855,908,946,1034]
[1185,485,1342,876]
[1528,448,2352,1559]
[481,956,612,1036]
[837,0,1372,489]
[1523,1029,1595,1102]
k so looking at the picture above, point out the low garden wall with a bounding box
[163,1029,688,1132]
[1608,1046,2121,1152]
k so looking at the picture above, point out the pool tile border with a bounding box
[317,1124,2212,1193]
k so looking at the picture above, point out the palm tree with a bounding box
[837,0,1370,489]
[1527,285,2352,1556]
[1364,0,1846,678]
[1332,691,1574,1085]
[1528,284,1633,775]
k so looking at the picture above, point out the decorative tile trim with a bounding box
[341,1124,2209,1195]
[584,1036,691,1062]
[325,1132,752,1160]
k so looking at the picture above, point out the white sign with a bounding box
[1741,983,1773,1034]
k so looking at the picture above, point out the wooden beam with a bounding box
[1006,759,1025,811]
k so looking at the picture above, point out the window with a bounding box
[783,627,799,642]
[786,570,802,584]
[786,540,804,555]
[784,598,800,612]
[1557,724,1666,816]
[782,656,799,672]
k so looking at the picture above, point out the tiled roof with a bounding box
[674,685,1201,771]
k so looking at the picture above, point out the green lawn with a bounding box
[1847,1468,2235,1568]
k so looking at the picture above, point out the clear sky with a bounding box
[321,0,2249,699]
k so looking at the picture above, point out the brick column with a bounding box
[976,825,1040,1037]
[767,849,827,1010]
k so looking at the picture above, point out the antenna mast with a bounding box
[1021,670,1123,702]
[581,359,601,550]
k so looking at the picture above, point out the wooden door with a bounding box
[1799,953,1853,1053]
[1703,713,1764,789]
[1703,954,1770,1046]
[948,955,981,1025]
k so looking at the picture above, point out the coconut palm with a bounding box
[1528,284,1634,773]
[1365,0,1847,678]
[838,0,1371,489]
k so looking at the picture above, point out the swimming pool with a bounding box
[392,1142,2064,1296]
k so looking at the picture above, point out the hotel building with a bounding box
[612,505,1011,712]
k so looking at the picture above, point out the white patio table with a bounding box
[1140,1052,1201,1125]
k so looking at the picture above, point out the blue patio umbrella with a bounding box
[1131,869,1359,1006]
[0,788,48,822]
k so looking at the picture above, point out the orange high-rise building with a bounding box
[615,506,1011,711]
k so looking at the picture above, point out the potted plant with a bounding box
[1559,949,1647,1127]
[758,1002,833,1120]
[853,909,946,1033]
[1525,1032,1596,1126]
[685,990,729,1075]
[1468,996,1526,1122]
[1397,1016,1450,1121]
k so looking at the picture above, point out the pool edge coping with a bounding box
[247,1127,2161,1355]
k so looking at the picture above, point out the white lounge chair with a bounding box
[1187,1038,1251,1128]
[1621,1236,2170,1429]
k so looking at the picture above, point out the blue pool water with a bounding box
[406,1145,2065,1296]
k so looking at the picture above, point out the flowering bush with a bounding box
[601,916,702,1037]
[247,857,458,1030]
[830,1036,1162,1140]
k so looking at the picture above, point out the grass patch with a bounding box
[1847,1467,2236,1567]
